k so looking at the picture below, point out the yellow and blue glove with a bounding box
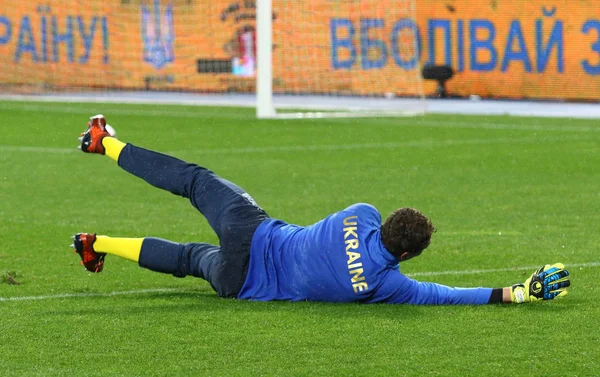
[510,263,570,303]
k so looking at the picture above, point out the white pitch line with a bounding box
[1,262,598,302]
[168,135,591,155]
[371,118,600,133]
[0,145,78,154]
[0,288,186,302]
[2,102,600,132]
[406,261,600,278]
[0,102,251,120]
[0,134,593,156]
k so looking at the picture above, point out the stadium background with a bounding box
[1,0,598,100]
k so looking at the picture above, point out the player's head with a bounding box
[381,208,435,262]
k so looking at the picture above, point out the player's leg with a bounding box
[117,143,265,240]
[125,154,270,296]
[72,233,225,293]
[77,115,267,297]
[79,114,266,241]
[114,148,265,296]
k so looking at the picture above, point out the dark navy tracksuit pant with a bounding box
[118,144,268,298]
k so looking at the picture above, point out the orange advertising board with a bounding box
[0,1,599,100]
[417,0,598,100]
[0,1,241,92]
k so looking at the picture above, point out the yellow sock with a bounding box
[94,236,144,262]
[102,137,126,161]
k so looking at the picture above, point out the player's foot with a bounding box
[71,233,106,273]
[78,114,113,154]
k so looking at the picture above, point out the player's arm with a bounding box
[381,263,570,305]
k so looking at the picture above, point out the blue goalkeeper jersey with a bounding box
[238,203,492,304]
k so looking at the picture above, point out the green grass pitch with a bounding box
[0,100,599,376]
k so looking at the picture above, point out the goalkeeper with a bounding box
[70,115,571,305]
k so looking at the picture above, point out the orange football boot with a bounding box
[71,233,106,273]
[79,114,111,154]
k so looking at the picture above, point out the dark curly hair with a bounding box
[381,208,435,261]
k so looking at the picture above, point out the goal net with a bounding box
[0,0,425,118]
[258,0,426,118]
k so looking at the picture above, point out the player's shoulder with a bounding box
[341,203,381,222]
[343,202,379,214]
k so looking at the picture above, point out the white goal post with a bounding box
[257,0,276,118]
[256,0,427,119]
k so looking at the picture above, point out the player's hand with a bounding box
[510,263,570,303]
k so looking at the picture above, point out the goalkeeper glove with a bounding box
[510,263,570,303]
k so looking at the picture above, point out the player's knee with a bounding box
[182,164,215,194]
[217,222,236,245]
[172,247,190,278]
